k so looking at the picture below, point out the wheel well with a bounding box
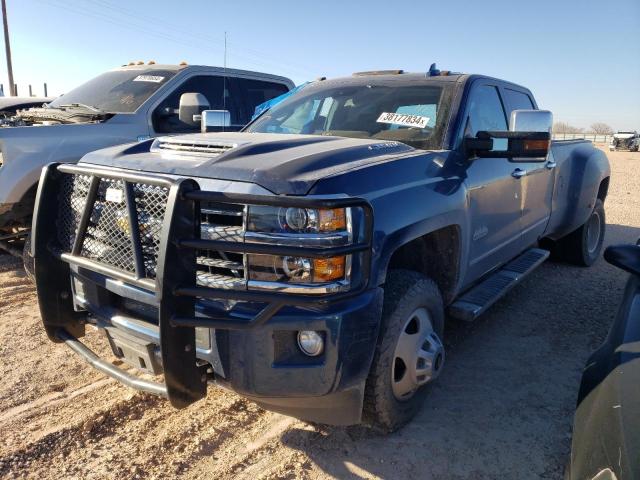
[597,177,610,202]
[386,226,460,305]
[3,183,38,229]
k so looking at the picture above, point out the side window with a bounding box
[466,85,508,136]
[503,88,535,117]
[152,75,224,134]
[228,78,289,126]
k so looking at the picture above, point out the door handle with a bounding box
[511,168,527,179]
[546,160,557,169]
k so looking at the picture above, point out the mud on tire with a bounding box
[363,270,444,433]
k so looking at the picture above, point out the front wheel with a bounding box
[363,270,445,432]
[557,199,605,266]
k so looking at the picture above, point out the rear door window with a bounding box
[503,88,535,116]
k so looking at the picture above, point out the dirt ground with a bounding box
[0,148,638,480]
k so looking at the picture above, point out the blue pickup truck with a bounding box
[31,68,610,432]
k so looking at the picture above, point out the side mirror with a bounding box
[178,92,210,127]
[509,109,553,134]
[604,244,640,277]
[201,110,231,133]
[464,110,553,159]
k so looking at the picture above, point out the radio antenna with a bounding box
[222,31,227,132]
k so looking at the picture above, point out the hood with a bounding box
[0,121,107,145]
[81,132,422,195]
[0,97,52,112]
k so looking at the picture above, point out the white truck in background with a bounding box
[609,131,640,152]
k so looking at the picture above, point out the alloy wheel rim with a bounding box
[391,307,444,401]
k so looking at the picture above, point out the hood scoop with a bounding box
[151,136,240,156]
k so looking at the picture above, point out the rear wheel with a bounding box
[363,270,445,432]
[557,199,605,266]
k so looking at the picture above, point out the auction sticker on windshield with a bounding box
[377,112,429,129]
[133,75,165,83]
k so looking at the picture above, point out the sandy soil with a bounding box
[0,149,638,480]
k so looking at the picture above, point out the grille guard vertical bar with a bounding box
[71,176,100,255]
[155,178,207,408]
[32,163,86,341]
[123,181,145,278]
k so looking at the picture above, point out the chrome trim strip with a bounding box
[245,231,351,247]
[247,279,350,295]
[201,207,243,217]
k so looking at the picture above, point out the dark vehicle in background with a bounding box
[568,242,640,480]
[0,96,54,121]
[32,68,610,431]
[0,63,293,247]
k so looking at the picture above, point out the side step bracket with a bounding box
[448,248,550,322]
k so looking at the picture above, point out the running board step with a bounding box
[448,248,550,322]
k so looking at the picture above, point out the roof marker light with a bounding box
[427,63,440,76]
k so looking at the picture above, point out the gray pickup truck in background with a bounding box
[0,63,293,242]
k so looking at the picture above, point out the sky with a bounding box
[1,0,639,130]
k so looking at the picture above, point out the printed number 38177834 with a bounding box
[376,112,429,129]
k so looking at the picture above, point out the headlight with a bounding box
[0,151,4,169]
[242,205,360,291]
[247,206,348,235]
[248,254,347,283]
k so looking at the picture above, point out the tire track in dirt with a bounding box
[0,378,114,425]
[0,394,164,478]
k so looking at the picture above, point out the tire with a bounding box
[23,231,35,283]
[363,270,445,432]
[557,198,605,266]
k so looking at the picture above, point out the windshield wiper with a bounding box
[54,103,105,114]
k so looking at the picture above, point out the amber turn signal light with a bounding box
[318,208,347,232]
[523,139,550,151]
[313,256,346,282]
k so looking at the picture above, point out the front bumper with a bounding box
[32,163,378,424]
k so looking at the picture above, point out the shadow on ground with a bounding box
[278,223,639,479]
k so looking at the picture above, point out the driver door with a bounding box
[462,83,524,285]
[150,75,231,134]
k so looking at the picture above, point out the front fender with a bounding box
[0,121,144,205]
[308,151,468,291]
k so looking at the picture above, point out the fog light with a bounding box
[297,330,324,356]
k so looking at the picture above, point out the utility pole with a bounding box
[1,0,15,96]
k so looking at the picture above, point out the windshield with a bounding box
[48,69,178,114]
[246,81,453,150]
